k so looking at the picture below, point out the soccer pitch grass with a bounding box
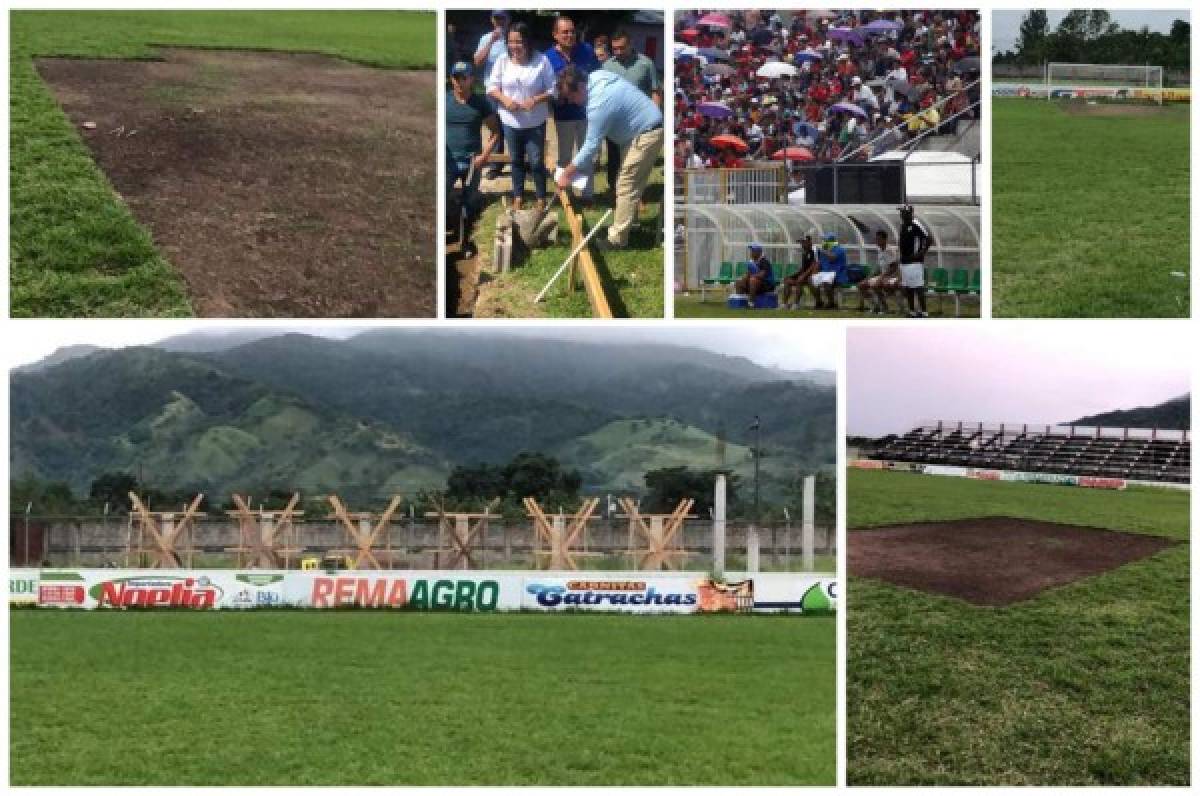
[11,10,434,318]
[992,99,1189,317]
[847,469,1190,785]
[11,611,834,786]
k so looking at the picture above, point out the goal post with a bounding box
[1045,62,1164,105]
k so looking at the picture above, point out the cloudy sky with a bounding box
[993,10,1189,53]
[848,324,1190,437]
[4,321,841,373]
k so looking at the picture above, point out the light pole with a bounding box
[750,415,761,527]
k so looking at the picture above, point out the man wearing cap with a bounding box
[734,242,776,300]
[446,61,500,213]
[808,233,847,310]
[897,204,932,317]
[475,11,511,178]
[554,65,663,249]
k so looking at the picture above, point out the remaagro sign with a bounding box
[308,576,500,611]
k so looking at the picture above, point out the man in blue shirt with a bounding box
[474,10,510,177]
[808,233,848,309]
[544,16,600,196]
[554,66,664,249]
[734,243,776,301]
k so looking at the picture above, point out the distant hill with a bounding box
[11,332,835,502]
[1070,394,1190,431]
[12,344,105,373]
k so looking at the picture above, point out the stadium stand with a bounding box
[867,422,1190,484]
[674,10,981,167]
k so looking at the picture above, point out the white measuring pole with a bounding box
[534,208,612,303]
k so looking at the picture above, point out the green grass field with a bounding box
[674,292,980,318]
[11,10,435,317]
[992,98,1189,317]
[848,468,1190,785]
[11,611,834,785]
[470,166,665,318]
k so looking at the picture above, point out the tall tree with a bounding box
[1017,10,1049,65]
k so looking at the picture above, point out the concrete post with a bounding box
[713,473,727,575]
[747,526,760,573]
[802,475,816,571]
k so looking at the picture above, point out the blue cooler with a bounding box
[727,295,750,309]
[753,293,779,309]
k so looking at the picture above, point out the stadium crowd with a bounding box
[673,10,981,170]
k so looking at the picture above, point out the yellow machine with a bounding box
[300,555,353,571]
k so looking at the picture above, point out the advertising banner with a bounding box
[923,465,969,478]
[850,459,884,470]
[1078,477,1127,490]
[287,572,522,611]
[34,569,837,614]
[1000,470,1079,486]
[967,468,1003,481]
[37,570,286,609]
[9,568,39,605]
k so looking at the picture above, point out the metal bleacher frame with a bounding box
[868,421,1190,484]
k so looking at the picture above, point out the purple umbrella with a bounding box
[827,27,865,48]
[698,101,734,119]
[862,19,902,35]
[827,101,867,119]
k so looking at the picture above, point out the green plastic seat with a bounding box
[929,268,950,291]
[948,268,970,292]
[969,269,981,292]
[734,262,750,279]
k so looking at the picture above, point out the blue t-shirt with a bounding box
[545,42,600,121]
[818,245,849,284]
[748,257,776,286]
[476,29,507,82]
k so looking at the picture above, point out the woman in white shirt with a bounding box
[486,22,556,211]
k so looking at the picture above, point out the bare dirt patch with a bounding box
[1060,101,1172,118]
[849,517,1175,606]
[36,48,435,317]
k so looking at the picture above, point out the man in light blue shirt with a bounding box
[474,10,509,177]
[554,67,663,248]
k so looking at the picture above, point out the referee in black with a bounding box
[897,204,932,318]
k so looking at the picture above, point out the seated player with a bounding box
[780,234,818,310]
[807,233,847,310]
[733,242,776,301]
[855,229,900,314]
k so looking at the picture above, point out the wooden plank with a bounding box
[558,189,614,319]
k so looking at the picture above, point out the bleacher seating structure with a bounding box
[868,422,1190,485]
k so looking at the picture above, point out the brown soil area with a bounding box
[36,49,435,317]
[1061,101,1171,118]
[849,517,1175,606]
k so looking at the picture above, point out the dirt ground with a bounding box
[1060,101,1172,118]
[37,49,435,317]
[849,517,1175,606]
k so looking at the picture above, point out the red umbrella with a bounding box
[771,146,815,162]
[698,13,732,28]
[678,28,701,42]
[710,134,749,153]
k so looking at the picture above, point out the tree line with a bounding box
[994,11,1190,77]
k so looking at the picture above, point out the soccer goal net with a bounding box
[1045,63,1164,104]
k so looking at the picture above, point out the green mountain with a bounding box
[11,332,835,503]
[1070,394,1190,431]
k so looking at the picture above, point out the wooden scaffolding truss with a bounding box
[618,498,696,570]
[127,492,205,568]
[558,188,614,318]
[327,495,403,570]
[524,497,601,570]
[224,493,304,569]
[427,499,501,570]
